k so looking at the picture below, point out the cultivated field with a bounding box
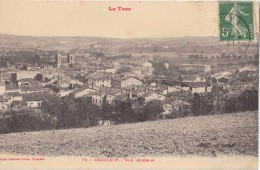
[0,111,258,157]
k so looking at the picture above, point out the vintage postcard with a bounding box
[0,0,259,170]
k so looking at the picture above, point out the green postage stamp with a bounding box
[219,1,254,42]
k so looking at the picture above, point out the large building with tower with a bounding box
[54,54,75,68]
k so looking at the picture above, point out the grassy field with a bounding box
[0,111,258,157]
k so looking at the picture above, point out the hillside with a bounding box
[0,111,258,157]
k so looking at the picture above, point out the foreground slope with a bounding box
[0,111,258,157]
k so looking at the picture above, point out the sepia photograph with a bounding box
[0,0,259,169]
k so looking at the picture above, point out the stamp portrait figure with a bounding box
[224,2,249,38]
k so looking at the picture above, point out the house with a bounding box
[20,85,45,94]
[133,67,153,76]
[91,87,111,106]
[0,84,5,95]
[22,93,44,108]
[113,93,130,105]
[179,75,206,83]
[128,56,152,66]
[22,92,54,108]
[162,79,181,87]
[87,74,111,89]
[212,76,229,84]
[46,84,74,97]
[0,95,11,110]
[5,92,22,101]
[91,87,126,106]
[211,71,232,84]
[179,64,211,72]
[69,87,96,99]
[11,71,40,84]
[161,80,182,92]
[156,86,169,95]
[130,85,149,99]
[57,89,74,97]
[5,86,21,93]
[59,78,84,88]
[138,91,165,103]
[181,82,209,94]
[100,67,117,75]
[0,68,12,83]
[17,78,32,86]
[106,88,126,105]
[111,76,142,88]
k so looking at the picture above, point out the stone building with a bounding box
[54,54,74,68]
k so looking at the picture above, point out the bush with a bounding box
[2,108,55,134]
[141,100,164,121]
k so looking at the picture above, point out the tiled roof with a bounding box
[162,80,181,86]
[114,93,128,101]
[70,86,94,95]
[181,82,207,88]
[5,92,22,97]
[92,87,121,96]
[18,78,32,82]
[106,88,122,95]
[47,84,70,92]
[88,74,111,81]
[122,84,137,90]
[0,94,10,103]
[111,76,128,82]
[6,86,20,91]
[112,76,141,82]
[22,92,54,102]
[181,75,203,82]
[21,85,44,91]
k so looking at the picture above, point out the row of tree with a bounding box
[0,88,258,134]
[189,54,258,60]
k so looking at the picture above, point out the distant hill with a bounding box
[0,34,219,48]
[0,34,258,55]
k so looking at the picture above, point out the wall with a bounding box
[26,101,42,108]
[74,88,95,98]
[0,85,6,95]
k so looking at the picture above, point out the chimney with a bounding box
[129,91,132,99]
[69,83,74,89]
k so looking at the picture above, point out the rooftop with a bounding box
[88,74,111,81]
[5,92,22,97]
[92,87,121,96]
[22,92,54,102]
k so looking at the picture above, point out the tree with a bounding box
[75,98,100,127]
[142,100,164,121]
[3,108,54,134]
[192,93,201,116]
[116,66,133,74]
[99,95,113,125]
[113,99,134,123]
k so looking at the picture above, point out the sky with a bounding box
[0,0,220,38]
